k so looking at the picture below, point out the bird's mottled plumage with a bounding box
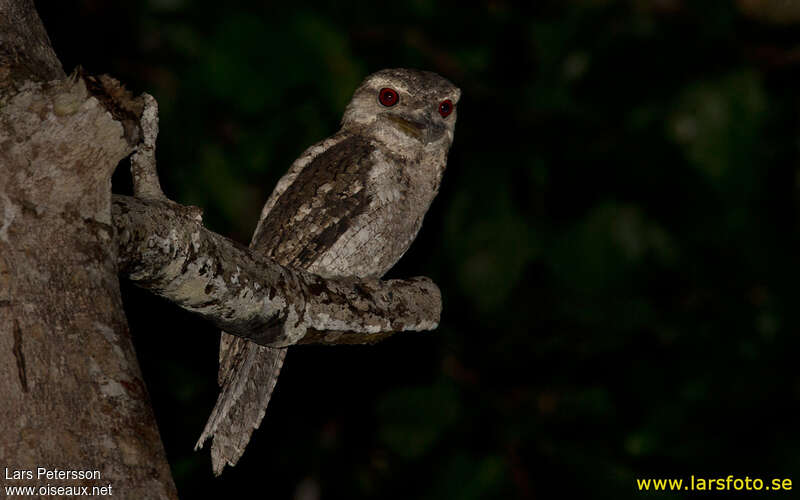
[195,68,460,475]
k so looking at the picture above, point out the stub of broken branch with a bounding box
[112,195,441,347]
[129,93,167,200]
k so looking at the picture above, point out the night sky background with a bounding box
[35,1,800,498]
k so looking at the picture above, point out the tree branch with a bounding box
[0,5,178,491]
[113,195,442,347]
[130,93,167,200]
[0,2,441,493]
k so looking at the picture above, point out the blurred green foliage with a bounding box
[38,0,800,498]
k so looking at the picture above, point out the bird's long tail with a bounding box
[195,332,286,476]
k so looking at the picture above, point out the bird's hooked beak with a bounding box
[385,114,425,140]
[384,114,446,144]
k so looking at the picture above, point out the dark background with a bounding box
[36,0,800,498]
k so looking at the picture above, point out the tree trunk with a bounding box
[0,1,178,498]
[0,2,441,497]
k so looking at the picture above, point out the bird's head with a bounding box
[342,68,461,151]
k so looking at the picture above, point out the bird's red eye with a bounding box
[439,99,453,118]
[378,88,399,107]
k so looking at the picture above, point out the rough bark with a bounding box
[0,0,442,495]
[113,195,441,347]
[0,0,64,85]
[0,77,178,497]
[129,93,166,200]
[0,1,178,498]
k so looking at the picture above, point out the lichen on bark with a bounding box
[0,71,178,499]
[113,195,442,347]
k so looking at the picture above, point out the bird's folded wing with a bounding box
[197,135,378,475]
